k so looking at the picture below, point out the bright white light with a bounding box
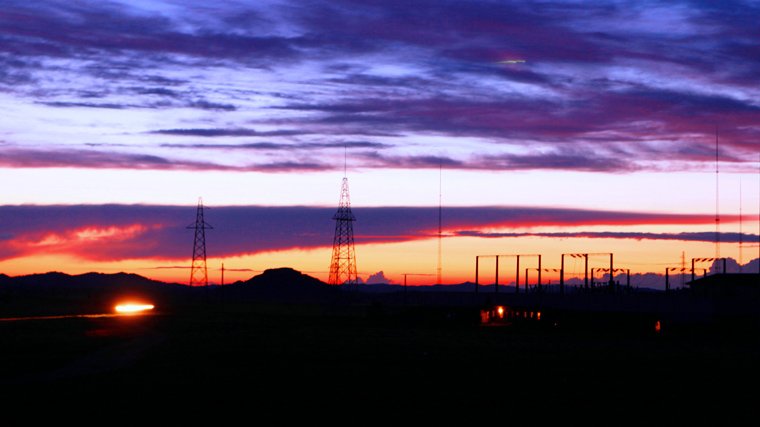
[115,303,155,313]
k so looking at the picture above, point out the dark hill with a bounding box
[0,271,193,317]
[5,271,185,290]
[219,267,337,302]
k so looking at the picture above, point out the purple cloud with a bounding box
[357,150,634,172]
[153,128,311,137]
[0,146,636,173]
[0,204,739,262]
[0,148,330,172]
[0,0,758,176]
[456,230,758,244]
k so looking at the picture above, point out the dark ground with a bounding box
[1,302,759,424]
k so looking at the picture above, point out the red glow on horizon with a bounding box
[4,224,152,261]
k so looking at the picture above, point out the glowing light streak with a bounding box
[115,304,155,313]
[498,60,526,64]
[0,314,120,322]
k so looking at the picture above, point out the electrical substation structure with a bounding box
[592,268,631,292]
[328,177,358,287]
[691,257,726,282]
[665,267,706,292]
[560,253,614,294]
[474,254,542,293]
[188,197,213,287]
[525,268,560,293]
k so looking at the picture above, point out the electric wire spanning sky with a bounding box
[1,0,758,285]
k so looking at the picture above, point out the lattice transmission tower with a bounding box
[328,177,357,286]
[188,197,213,287]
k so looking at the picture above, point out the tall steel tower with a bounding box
[188,197,213,287]
[328,177,357,286]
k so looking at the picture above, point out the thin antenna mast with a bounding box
[715,126,720,272]
[437,159,442,285]
[739,178,743,273]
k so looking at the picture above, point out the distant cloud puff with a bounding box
[363,271,395,285]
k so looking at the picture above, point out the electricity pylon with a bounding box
[188,197,213,287]
[328,177,357,286]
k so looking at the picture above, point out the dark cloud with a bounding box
[0,148,330,172]
[138,75,188,86]
[159,140,389,150]
[252,161,329,171]
[0,62,36,86]
[2,1,756,83]
[477,150,636,172]
[133,87,180,97]
[277,86,759,156]
[358,153,465,169]
[186,100,237,111]
[152,128,311,137]
[456,230,757,244]
[293,0,614,63]
[36,98,237,112]
[0,204,730,262]
[161,142,289,150]
[357,150,634,172]
[358,206,730,235]
[275,97,571,139]
[0,2,300,61]
[325,73,436,89]
[1,0,758,172]
[38,101,127,109]
[0,148,213,170]
[0,144,712,173]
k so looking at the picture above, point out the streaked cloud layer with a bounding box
[1,1,758,281]
[0,204,749,263]
[1,0,758,173]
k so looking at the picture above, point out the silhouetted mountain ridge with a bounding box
[0,271,192,317]
[220,267,336,301]
[1,271,186,290]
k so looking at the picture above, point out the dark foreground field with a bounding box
[1,303,759,423]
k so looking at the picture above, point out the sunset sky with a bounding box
[1,0,758,287]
